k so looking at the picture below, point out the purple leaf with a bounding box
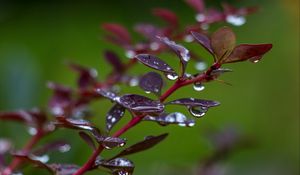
[134,23,163,41]
[79,132,96,150]
[139,72,163,95]
[117,94,164,114]
[211,27,236,60]
[95,88,119,101]
[104,50,124,72]
[47,82,72,116]
[166,98,220,108]
[152,8,178,27]
[157,36,190,75]
[144,112,195,127]
[135,54,176,74]
[113,133,168,158]
[106,104,126,132]
[54,117,98,132]
[94,136,126,149]
[191,31,213,55]
[224,44,273,63]
[68,62,97,89]
[102,23,132,45]
[98,157,134,175]
[48,164,80,175]
[33,140,71,155]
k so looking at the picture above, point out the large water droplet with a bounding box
[129,77,139,86]
[226,15,246,26]
[150,42,159,51]
[193,82,205,91]
[166,73,178,80]
[195,61,207,71]
[30,154,50,163]
[27,127,37,135]
[188,106,208,118]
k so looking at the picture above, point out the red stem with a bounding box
[2,130,44,175]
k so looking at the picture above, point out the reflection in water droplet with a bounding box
[226,15,246,26]
[193,82,205,91]
[125,50,136,59]
[195,61,207,71]
[252,59,259,63]
[184,35,194,43]
[195,13,206,22]
[30,154,50,163]
[166,73,178,80]
[27,127,37,135]
[145,91,151,94]
[59,144,71,153]
[201,24,209,30]
[189,106,208,118]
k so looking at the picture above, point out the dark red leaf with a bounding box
[95,88,119,101]
[135,54,176,74]
[191,31,213,55]
[157,36,190,74]
[104,50,124,72]
[167,98,220,108]
[94,136,126,149]
[98,157,134,175]
[47,82,72,116]
[134,23,163,41]
[113,133,168,158]
[54,117,97,132]
[68,62,97,89]
[0,110,33,124]
[139,72,163,95]
[33,140,70,155]
[79,131,96,150]
[211,27,236,60]
[117,94,164,114]
[224,44,272,63]
[144,112,195,127]
[106,104,126,132]
[102,23,131,45]
[152,8,178,27]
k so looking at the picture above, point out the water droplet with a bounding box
[125,50,136,59]
[27,127,37,135]
[181,49,190,62]
[166,73,178,80]
[195,13,206,22]
[51,106,64,116]
[193,82,205,91]
[89,68,98,77]
[252,59,260,63]
[188,106,208,118]
[30,154,49,163]
[200,23,209,30]
[150,42,159,51]
[145,91,151,94]
[59,144,71,153]
[226,15,246,26]
[129,77,139,86]
[184,35,194,43]
[195,61,207,71]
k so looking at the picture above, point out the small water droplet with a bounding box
[200,23,209,30]
[30,154,49,163]
[166,73,178,80]
[89,68,98,77]
[193,82,205,91]
[184,35,194,43]
[253,59,260,63]
[226,15,246,26]
[27,127,37,135]
[188,106,208,118]
[150,42,159,51]
[145,91,151,94]
[59,144,71,153]
[129,77,139,86]
[195,61,207,71]
[195,13,206,22]
[125,50,136,59]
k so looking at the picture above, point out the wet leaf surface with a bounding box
[135,54,176,74]
[139,72,163,95]
[106,104,126,132]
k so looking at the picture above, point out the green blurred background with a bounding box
[0,0,299,175]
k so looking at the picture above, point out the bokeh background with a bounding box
[0,0,299,175]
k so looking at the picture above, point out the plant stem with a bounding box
[2,130,44,175]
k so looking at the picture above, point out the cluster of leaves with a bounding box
[0,1,272,175]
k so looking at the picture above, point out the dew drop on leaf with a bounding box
[195,61,207,71]
[125,50,136,59]
[184,35,194,43]
[193,82,205,91]
[226,15,246,26]
[27,127,37,135]
[166,73,178,80]
[188,106,208,118]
